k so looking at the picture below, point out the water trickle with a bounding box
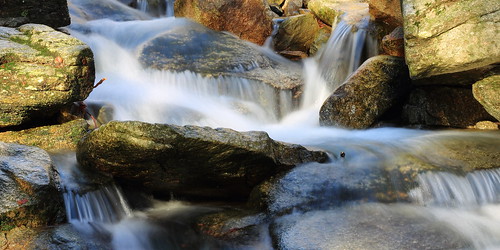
[410,169,500,207]
[137,0,148,13]
[165,0,175,17]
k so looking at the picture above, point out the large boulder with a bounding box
[319,55,411,128]
[0,142,64,232]
[174,0,274,45]
[403,86,495,128]
[76,121,328,199]
[273,13,321,56]
[0,24,95,129]
[0,119,89,152]
[68,0,152,23]
[472,75,500,121]
[138,18,303,91]
[402,0,500,82]
[0,0,70,28]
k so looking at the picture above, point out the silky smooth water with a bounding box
[61,1,500,249]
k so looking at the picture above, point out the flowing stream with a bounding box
[56,1,500,249]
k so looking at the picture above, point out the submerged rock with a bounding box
[250,130,500,213]
[0,119,89,151]
[0,142,64,232]
[138,18,303,90]
[271,204,471,250]
[76,121,328,199]
[472,75,500,122]
[402,0,500,83]
[0,0,70,28]
[403,86,495,128]
[68,0,151,23]
[0,24,95,129]
[195,209,270,248]
[174,0,274,45]
[319,55,411,129]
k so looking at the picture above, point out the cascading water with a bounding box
[54,0,500,249]
[165,0,175,17]
[408,169,500,249]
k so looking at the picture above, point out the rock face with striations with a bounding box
[0,24,95,129]
[0,0,70,28]
[319,55,411,128]
[76,121,328,199]
[402,0,500,82]
[0,142,64,232]
[174,0,274,45]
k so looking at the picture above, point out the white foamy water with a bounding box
[61,2,500,249]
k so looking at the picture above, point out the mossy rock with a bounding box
[402,0,500,82]
[0,119,89,151]
[76,121,327,200]
[0,24,95,129]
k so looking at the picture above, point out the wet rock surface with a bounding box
[138,18,303,91]
[77,121,327,199]
[271,203,471,250]
[68,0,151,23]
[0,142,64,232]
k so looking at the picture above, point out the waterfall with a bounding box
[165,0,175,17]
[317,17,377,92]
[57,1,500,249]
[137,0,148,13]
[64,185,132,224]
[52,153,132,225]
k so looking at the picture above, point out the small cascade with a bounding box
[263,18,284,49]
[317,16,377,92]
[52,153,132,225]
[165,0,175,17]
[410,169,500,207]
[137,0,148,13]
[64,185,132,224]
